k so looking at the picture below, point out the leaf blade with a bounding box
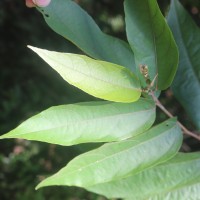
[28,46,141,102]
[88,153,200,200]
[37,0,136,72]
[168,0,200,130]
[0,99,155,146]
[35,118,182,189]
[124,0,178,89]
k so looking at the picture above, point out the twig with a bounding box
[150,91,200,141]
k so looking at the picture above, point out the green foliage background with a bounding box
[0,0,200,199]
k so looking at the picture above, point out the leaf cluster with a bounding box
[1,0,200,199]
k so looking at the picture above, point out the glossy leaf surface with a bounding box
[88,153,200,200]
[28,46,141,102]
[0,99,155,146]
[168,0,200,130]
[36,118,182,189]
[37,0,136,71]
[124,0,178,89]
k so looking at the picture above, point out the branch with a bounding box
[150,91,200,141]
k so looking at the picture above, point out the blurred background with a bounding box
[0,0,200,199]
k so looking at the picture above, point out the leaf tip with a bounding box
[0,133,8,140]
[27,45,47,58]
[35,176,55,190]
[27,45,38,52]
[35,180,47,190]
[35,184,41,190]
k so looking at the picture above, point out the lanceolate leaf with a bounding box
[28,46,141,103]
[124,0,178,90]
[36,0,136,72]
[168,0,200,130]
[36,118,182,189]
[87,153,200,200]
[0,99,155,146]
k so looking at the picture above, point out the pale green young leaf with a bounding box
[36,118,182,189]
[0,99,155,146]
[28,46,141,102]
[168,0,200,130]
[124,0,178,90]
[36,0,136,72]
[88,153,200,200]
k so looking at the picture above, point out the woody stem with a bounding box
[150,91,200,141]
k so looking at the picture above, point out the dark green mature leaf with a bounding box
[0,99,155,146]
[36,118,182,189]
[168,0,200,130]
[36,0,136,72]
[88,152,200,200]
[28,46,141,102]
[124,0,178,90]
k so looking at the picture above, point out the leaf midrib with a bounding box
[173,2,200,85]
[6,107,155,137]
[146,174,200,200]
[43,51,141,91]
[147,0,158,77]
[87,156,200,199]
[133,158,200,199]
[60,124,177,182]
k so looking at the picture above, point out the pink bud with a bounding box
[25,0,36,7]
[32,0,51,7]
